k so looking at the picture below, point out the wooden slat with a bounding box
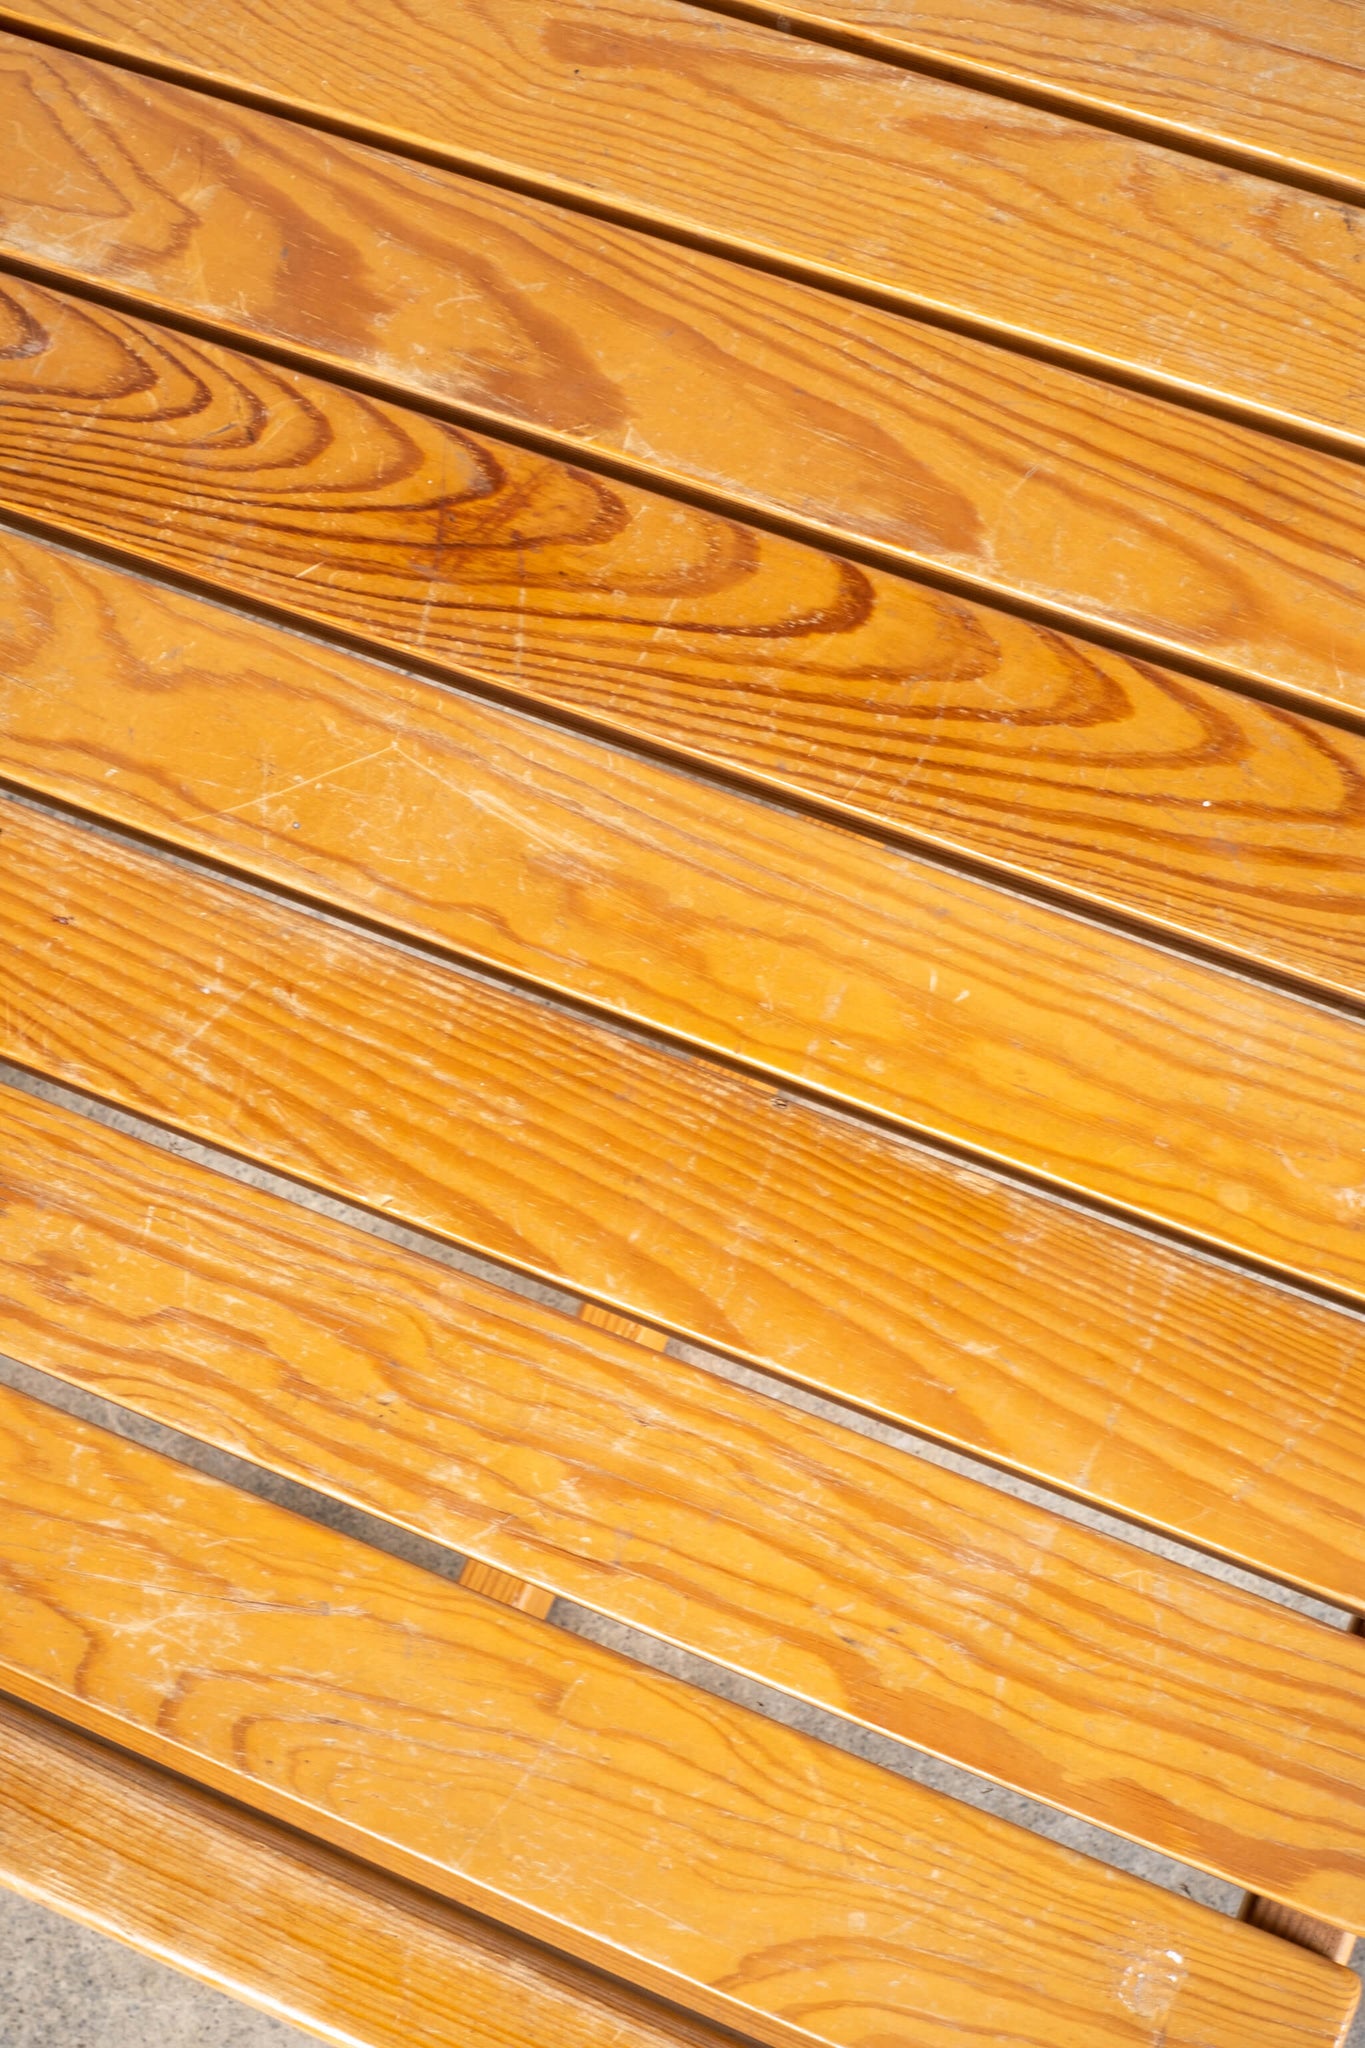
[4,514,1365,1305]
[5,157,1365,752]
[0,1695,742,2048]
[1242,1898,1357,1970]
[5,1076,1365,1919]
[729,0,1365,201]
[4,71,1365,996]
[0,1378,1357,2048]
[4,798,1365,1616]
[4,1,1363,453]
[460,1564,557,1622]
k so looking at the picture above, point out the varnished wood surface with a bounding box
[5,2,1364,450]
[0,1696,745,2048]
[6,1078,1365,1916]
[8,1381,1356,2048]
[6,524,1365,1302]
[5,81,1365,996]
[6,171,1365,755]
[725,0,1365,200]
[6,797,1365,1615]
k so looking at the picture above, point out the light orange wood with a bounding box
[6,1077,1365,1917]
[4,797,1365,1617]
[580,1304,669,1352]
[8,1379,1356,2048]
[7,70,1365,995]
[6,229,1365,751]
[5,521,1365,1303]
[4,0,1364,451]
[1241,1897,1357,1969]
[0,1695,740,2048]
[459,1563,557,1621]
[726,0,1365,200]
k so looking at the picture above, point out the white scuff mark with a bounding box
[179,743,400,828]
[1117,1938,1186,2031]
[175,977,264,1058]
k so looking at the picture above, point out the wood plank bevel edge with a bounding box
[0,9,1358,473]
[0,1689,754,2048]
[679,0,1365,210]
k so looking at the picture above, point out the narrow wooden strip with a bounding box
[717,0,1365,201]
[0,1378,1358,2048]
[460,1563,557,1621]
[0,1695,742,2048]
[6,1077,1365,1918]
[4,800,1365,1618]
[3,0,1363,451]
[1241,1897,1357,1969]
[5,188,1365,754]
[580,1305,669,1351]
[4,517,1365,1309]
[4,68,1365,996]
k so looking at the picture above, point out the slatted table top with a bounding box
[0,6,1362,2046]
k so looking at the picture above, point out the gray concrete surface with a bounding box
[0,1888,310,2045]
[2,1052,1363,2045]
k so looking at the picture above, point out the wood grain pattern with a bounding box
[580,1304,669,1351]
[1242,1896,1357,1969]
[5,796,1365,1614]
[5,518,1365,1302]
[0,1695,744,2048]
[8,1381,1357,2048]
[5,68,1365,994]
[5,157,1365,753]
[4,1,1364,450]
[460,1564,557,1621]
[719,0,1365,200]
[6,1076,1365,1918]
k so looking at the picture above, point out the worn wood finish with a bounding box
[4,2,1364,450]
[718,0,1365,200]
[6,198,1365,753]
[7,79,1365,993]
[0,1696,744,2048]
[7,526,1365,1299]
[8,1381,1356,2048]
[5,798,1365,1616]
[6,1078,1365,1917]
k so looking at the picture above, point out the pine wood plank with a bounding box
[5,503,1365,1302]
[720,0,1365,201]
[6,140,1365,754]
[4,279,1365,892]
[4,1,1364,453]
[460,1564,558,1622]
[0,1696,743,2048]
[5,69,1365,995]
[5,1077,1365,1918]
[0,1378,1358,2048]
[1241,1897,1357,1969]
[5,798,1365,1614]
